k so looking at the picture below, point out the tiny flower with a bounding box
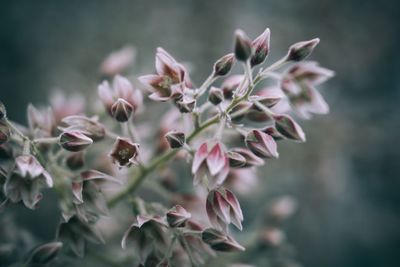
[286,38,320,62]
[273,114,306,142]
[245,130,279,159]
[166,205,191,227]
[109,137,139,167]
[111,98,133,122]
[206,187,244,231]
[213,53,236,77]
[0,119,10,145]
[59,130,93,152]
[250,28,270,67]
[4,155,53,209]
[98,75,142,117]
[208,87,224,105]
[100,45,135,76]
[230,148,264,167]
[202,228,245,252]
[227,151,246,168]
[192,142,229,187]
[25,242,63,266]
[61,115,106,141]
[234,29,252,62]
[165,130,185,149]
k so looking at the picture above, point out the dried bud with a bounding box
[227,151,246,168]
[206,188,244,231]
[208,87,224,105]
[213,53,235,77]
[59,131,93,152]
[66,152,85,170]
[202,228,245,252]
[0,101,6,119]
[245,130,279,159]
[251,28,270,66]
[166,205,191,227]
[165,130,185,149]
[234,29,252,62]
[273,114,306,142]
[109,137,139,167]
[0,119,10,145]
[25,242,63,266]
[286,38,320,62]
[111,98,133,122]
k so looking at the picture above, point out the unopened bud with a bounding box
[273,114,306,142]
[208,87,224,105]
[227,151,246,168]
[25,241,63,266]
[59,131,93,152]
[251,28,270,66]
[286,38,320,62]
[263,127,284,141]
[0,119,10,145]
[234,29,252,62]
[111,98,133,122]
[166,205,191,227]
[165,131,185,149]
[213,53,235,77]
[202,228,245,252]
[245,130,279,159]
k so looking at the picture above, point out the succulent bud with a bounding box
[0,101,6,119]
[111,98,133,122]
[59,130,93,152]
[165,130,185,149]
[245,130,279,159]
[273,114,306,142]
[250,28,270,66]
[234,29,252,62]
[227,151,246,168]
[213,53,235,77]
[25,241,63,266]
[0,119,10,145]
[109,137,139,167]
[202,228,245,252]
[61,115,106,141]
[208,87,224,105]
[230,148,264,167]
[166,205,191,227]
[263,127,284,140]
[286,38,320,62]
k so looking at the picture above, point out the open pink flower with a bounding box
[138,47,192,102]
[192,142,229,188]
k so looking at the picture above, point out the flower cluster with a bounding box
[0,26,333,266]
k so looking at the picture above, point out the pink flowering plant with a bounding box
[0,27,333,266]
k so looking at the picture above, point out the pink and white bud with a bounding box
[111,98,133,122]
[227,151,247,168]
[59,130,93,152]
[251,28,270,66]
[286,38,320,62]
[234,29,253,62]
[230,148,264,167]
[208,87,224,105]
[245,130,279,159]
[166,205,191,227]
[213,53,236,77]
[109,137,139,167]
[273,114,306,142]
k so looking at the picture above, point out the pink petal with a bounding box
[206,143,226,176]
[192,142,208,174]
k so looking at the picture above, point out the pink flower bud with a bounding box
[273,114,306,142]
[166,205,191,227]
[213,53,236,77]
[286,38,320,61]
[227,151,246,168]
[111,98,133,122]
[234,29,252,62]
[165,130,185,149]
[109,137,139,167]
[208,87,224,105]
[59,130,93,152]
[230,148,264,167]
[245,130,279,159]
[202,228,245,252]
[262,126,284,140]
[251,28,270,66]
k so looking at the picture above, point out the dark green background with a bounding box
[1,0,399,266]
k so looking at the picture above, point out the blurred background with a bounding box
[1,0,400,266]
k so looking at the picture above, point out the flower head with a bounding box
[109,137,139,167]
